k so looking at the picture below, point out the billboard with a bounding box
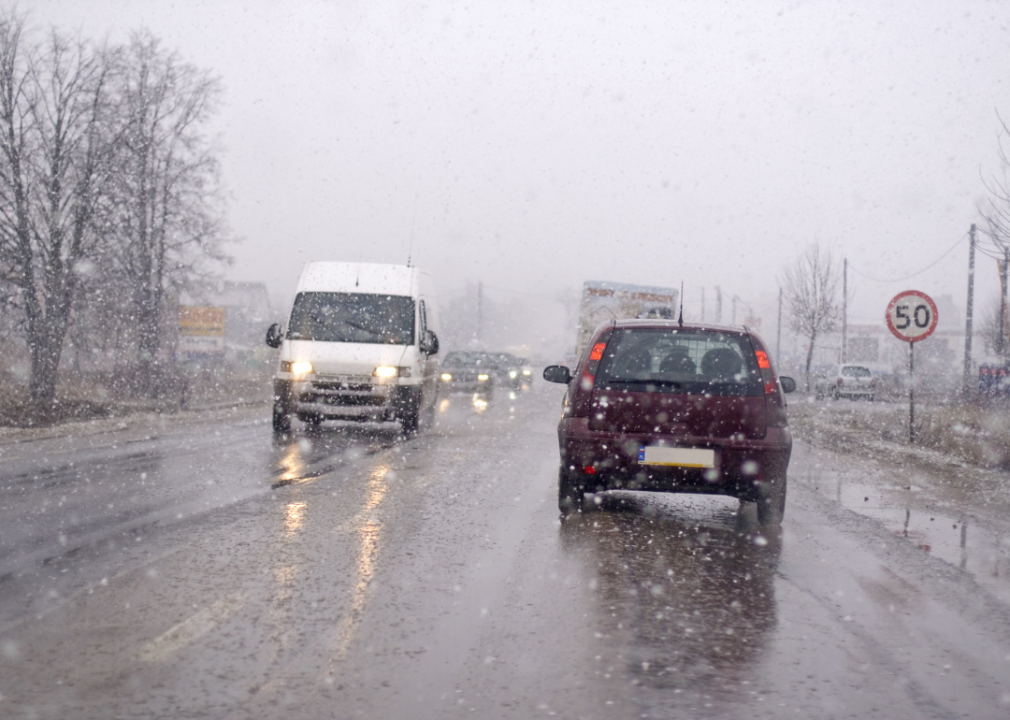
[178,306,225,360]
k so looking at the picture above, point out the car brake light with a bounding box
[837,378,843,386]
[754,349,776,394]
[570,329,613,417]
[583,465,596,474]
[581,341,609,391]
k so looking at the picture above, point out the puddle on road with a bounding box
[805,464,1010,601]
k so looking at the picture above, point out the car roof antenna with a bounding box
[677,282,684,327]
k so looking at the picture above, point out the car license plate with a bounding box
[638,446,715,468]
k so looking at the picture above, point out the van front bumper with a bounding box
[274,377,421,422]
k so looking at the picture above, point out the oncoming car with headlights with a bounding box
[438,351,496,395]
[265,262,441,434]
[543,319,796,525]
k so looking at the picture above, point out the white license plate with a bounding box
[638,446,716,468]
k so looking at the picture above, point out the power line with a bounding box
[847,233,967,283]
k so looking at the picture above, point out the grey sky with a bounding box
[28,0,1010,336]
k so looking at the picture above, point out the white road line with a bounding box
[137,593,246,663]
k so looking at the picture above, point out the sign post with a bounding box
[885,290,938,444]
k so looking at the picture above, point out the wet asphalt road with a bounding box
[1,386,1010,719]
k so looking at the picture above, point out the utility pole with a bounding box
[776,286,783,360]
[963,224,976,396]
[701,287,705,322]
[1001,250,1008,357]
[732,296,737,325]
[842,258,847,363]
[716,286,722,324]
[476,281,483,345]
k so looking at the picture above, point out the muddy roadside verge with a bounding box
[788,398,1010,582]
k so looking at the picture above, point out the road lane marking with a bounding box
[137,593,246,663]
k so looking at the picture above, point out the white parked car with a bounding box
[815,364,876,401]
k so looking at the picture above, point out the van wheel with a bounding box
[272,403,291,434]
[756,476,786,525]
[400,403,420,434]
[558,468,584,515]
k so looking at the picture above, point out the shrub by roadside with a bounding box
[788,397,1010,471]
[0,363,272,428]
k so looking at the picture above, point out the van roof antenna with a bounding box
[406,190,418,268]
[677,282,684,327]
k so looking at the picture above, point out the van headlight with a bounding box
[441,373,453,381]
[281,360,314,377]
[509,370,518,378]
[373,366,411,378]
[477,373,489,382]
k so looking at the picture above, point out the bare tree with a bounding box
[780,243,841,391]
[977,290,1009,358]
[0,13,118,401]
[107,31,226,382]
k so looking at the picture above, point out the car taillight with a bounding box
[754,349,776,395]
[570,330,613,417]
[837,377,843,386]
[583,342,606,384]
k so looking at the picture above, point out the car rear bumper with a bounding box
[557,417,791,499]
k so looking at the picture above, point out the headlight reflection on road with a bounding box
[472,395,489,413]
[285,501,307,537]
[276,439,311,486]
[324,464,390,674]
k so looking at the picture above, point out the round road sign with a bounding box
[885,290,938,343]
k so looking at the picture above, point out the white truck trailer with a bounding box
[575,280,679,358]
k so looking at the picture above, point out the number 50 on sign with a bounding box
[886,290,938,343]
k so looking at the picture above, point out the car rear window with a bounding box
[595,328,763,396]
[841,366,871,377]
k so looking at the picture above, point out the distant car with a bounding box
[439,351,496,395]
[490,352,525,389]
[543,319,796,525]
[518,357,534,386]
[815,364,875,401]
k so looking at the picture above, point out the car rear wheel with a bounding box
[272,403,291,434]
[558,467,584,515]
[755,476,786,525]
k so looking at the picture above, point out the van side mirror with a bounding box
[779,376,796,393]
[420,329,439,355]
[543,365,572,384]
[265,322,283,349]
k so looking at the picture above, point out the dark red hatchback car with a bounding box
[543,320,796,524]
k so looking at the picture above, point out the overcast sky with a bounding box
[26,0,1010,340]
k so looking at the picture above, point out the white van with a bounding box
[265,262,441,433]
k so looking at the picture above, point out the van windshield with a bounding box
[287,292,415,345]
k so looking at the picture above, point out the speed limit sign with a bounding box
[886,290,938,343]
